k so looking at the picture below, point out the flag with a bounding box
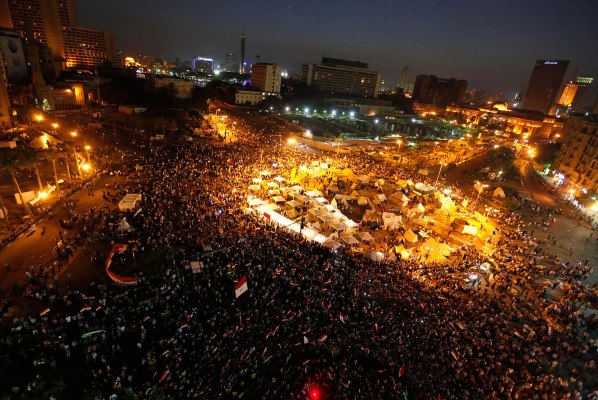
[235,275,248,298]
[159,370,170,383]
[80,306,92,313]
[339,312,345,324]
[134,208,143,218]
[39,307,50,316]
[318,333,327,342]
[303,336,309,344]
[264,212,271,220]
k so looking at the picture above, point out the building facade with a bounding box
[251,63,281,94]
[0,57,10,125]
[553,116,598,193]
[234,89,277,106]
[2,0,118,70]
[300,58,381,98]
[412,74,467,107]
[522,60,569,114]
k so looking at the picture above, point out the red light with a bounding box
[310,388,320,399]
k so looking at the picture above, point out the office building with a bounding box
[192,57,213,74]
[225,52,236,73]
[412,74,467,106]
[553,116,598,193]
[300,57,382,98]
[251,63,281,94]
[522,60,569,114]
[2,0,118,70]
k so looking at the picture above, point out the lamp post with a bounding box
[85,145,91,164]
[434,163,446,189]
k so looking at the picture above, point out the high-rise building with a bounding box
[300,57,382,98]
[225,52,236,73]
[522,60,569,114]
[553,116,598,193]
[398,66,409,89]
[251,63,281,94]
[192,56,213,74]
[412,74,467,106]
[239,28,246,74]
[2,0,118,70]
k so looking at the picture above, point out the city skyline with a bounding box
[78,0,598,102]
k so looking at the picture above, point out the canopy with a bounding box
[461,225,479,235]
[378,194,387,202]
[268,189,281,196]
[266,182,279,188]
[247,198,263,206]
[418,169,429,176]
[358,197,369,206]
[329,221,346,232]
[256,205,327,244]
[272,196,286,203]
[252,178,263,184]
[315,197,329,204]
[306,190,317,197]
[115,217,133,232]
[274,176,286,183]
[118,194,142,211]
[357,231,375,242]
[322,239,342,250]
[260,171,271,176]
[341,234,359,245]
[248,185,261,192]
[286,200,302,208]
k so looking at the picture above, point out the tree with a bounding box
[0,151,34,218]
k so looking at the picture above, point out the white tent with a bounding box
[286,200,302,208]
[268,189,281,196]
[341,234,359,245]
[274,176,286,183]
[378,194,387,202]
[357,231,375,242]
[322,238,342,250]
[260,171,271,177]
[493,187,506,198]
[382,212,402,230]
[247,198,263,207]
[315,197,329,204]
[306,190,317,197]
[329,221,347,232]
[370,251,385,262]
[418,169,429,176]
[266,182,279,188]
[272,196,286,203]
[461,225,479,235]
[118,194,142,211]
[248,185,261,192]
[358,197,369,206]
[252,178,263,184]
[115,217,134,232]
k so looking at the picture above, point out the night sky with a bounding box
[79,0,598,102]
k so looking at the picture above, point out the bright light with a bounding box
[51,123,59,129]
[443,188,452,195]
[397,139,402,144]
[349,111,355,118]
[304,107,310,114]
[374,119,379,124]
[35,114,44,122]
[287,138,297,145]
[285,106,290,112]
[300,165,307,171]
[70,131,78,137]
[85,145,91,151]
[493,144,499,149]
[331,110,337,116]
[39,191,48,199]
[81,163,91,171]
[310,387,320,399]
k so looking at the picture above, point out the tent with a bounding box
[344,219,359,229]
[329,221,346,232]
[247,198,263,207]
[493,187,506,198]
[260,171,271,177]
[461,225,479,235]
[370,251,385,262]
[248,185,261,192]
[322,238,342,250]
[272,196,286,203]
[306,190,317,197]
[274,176,286,183]
[118,194,142,211]
[318,214,333,223]
[418,169,429,176]
[378,194,387,202]
[115,217,134,232]
[315,197,329,204]
[252,178,263,184]
[357,231,375,242]
[358,197,369,206]
[266,182,279,188]
[286,200,302,208]
[404,229,419,243]
[268,189,281,196]
[341,234,359,245]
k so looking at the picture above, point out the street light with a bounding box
[434,163,446,188]
[35,114,44,122]
[51,123,59,129]
[70,131,78,137]
[287,138,297,145]
[85,145,91,164]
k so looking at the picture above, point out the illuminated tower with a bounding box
[522,60,569,114]
[239,27,246,74]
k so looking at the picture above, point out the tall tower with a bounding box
[239,27,246,74]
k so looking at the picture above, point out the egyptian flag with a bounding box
[235,275,248,298]
[158,370,170,383]
[39,307,50,316]
[134,208,143,218]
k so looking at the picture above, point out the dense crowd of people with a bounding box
[0,111,596,399]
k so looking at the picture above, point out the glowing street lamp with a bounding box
[39,191,48,199]
[85,145,91,164]
[81,163,91,172]
[51,123,59,129]
[397,139,403,153]
[34,114,44,122]
[287,138,297,145]
[70,131,78,137]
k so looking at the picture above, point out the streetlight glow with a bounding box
[70,131,78,137]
